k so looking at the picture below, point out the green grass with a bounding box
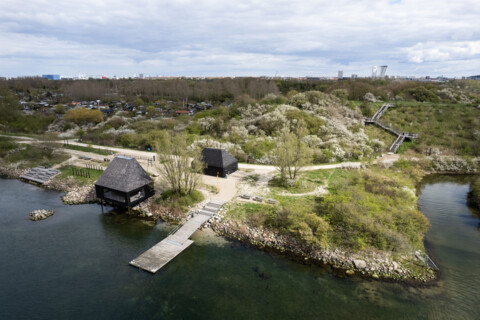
[268,175,318,194]
[154,189,204,212]
[267,169,353,196]
[302,169,353,187]
[226,166,428,254]
[378,102,480,156]
[63,144,114,156]
[227,202,273,221]
[0,137,17,157]
[0,140,70,169]
[56,165,104,185]
[364,125,397,153]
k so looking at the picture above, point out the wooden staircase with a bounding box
[364,103,418,153]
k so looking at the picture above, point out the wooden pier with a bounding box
[130,200,225,273]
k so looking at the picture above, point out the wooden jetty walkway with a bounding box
[364,103,418,153]
[130,200,225,273]
[21,166,60,184]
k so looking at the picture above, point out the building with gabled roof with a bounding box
[95,156,154,207]
[201,148,238,178]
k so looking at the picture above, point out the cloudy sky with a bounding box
[1,0,479,78]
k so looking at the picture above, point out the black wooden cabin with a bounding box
[201,148,238,178]
[95,156,154,207]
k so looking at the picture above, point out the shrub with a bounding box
[285,110,325,135]
[408,86,440,103]
[155,189,204,212]
[317,168,430,252]
[330,89,349,101]
[64,108,103,125]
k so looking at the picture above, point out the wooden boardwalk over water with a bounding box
[130,200,224,273]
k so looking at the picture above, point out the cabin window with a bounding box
[130,189,145,203]
[103,189,126,203]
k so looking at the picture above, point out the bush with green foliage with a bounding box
[64,108,103,125]
[408,86,440,103]
[317,168,429,252]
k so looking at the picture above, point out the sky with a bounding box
[1,0,479,78]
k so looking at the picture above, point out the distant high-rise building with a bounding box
[338,70,343,79]
[372,66,378,78]
[42,74,60,80]
[379,66,388,78]
[351,74,358,79]
[139,73,144,79]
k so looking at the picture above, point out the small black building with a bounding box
[95,156,154,207]
[202,148,238,178]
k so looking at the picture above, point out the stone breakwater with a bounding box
[43,179,97,204]
[0,166,25,179]
[211,219,436,282]
[29,209,55,221]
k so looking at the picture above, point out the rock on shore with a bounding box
[211,219,436,282]
[29,209,55,221]
[43,178,97,204]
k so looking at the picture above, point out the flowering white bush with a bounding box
[302,135,323,148]
[104,127,135,136]
[198,117,216,131]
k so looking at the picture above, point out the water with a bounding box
[0,176,479,320]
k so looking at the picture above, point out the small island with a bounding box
[29,209,55,221]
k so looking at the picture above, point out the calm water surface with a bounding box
[0,176,479,320]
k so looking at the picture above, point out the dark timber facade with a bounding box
[95,156,154,207]
[201,148,238,178]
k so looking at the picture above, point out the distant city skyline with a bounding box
[1,0,479,78]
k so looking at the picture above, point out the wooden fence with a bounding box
[72,167,91,178]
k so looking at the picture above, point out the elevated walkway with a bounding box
[372,103,394,121]
[364,103,418,153]
[130,200,225,273]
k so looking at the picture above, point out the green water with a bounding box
[0,176,479,319]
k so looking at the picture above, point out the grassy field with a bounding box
[366,101,480,156]
[56,165,104,185]
[63,144,114,156]
[154,189,204,212]
[0,137,69,169]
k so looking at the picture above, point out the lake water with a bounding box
[0,176,479,320]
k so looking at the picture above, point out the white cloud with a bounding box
[0,0,479,77]
[406,41,480,63]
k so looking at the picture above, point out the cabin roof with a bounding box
[201,148,237,168]
[95,156,152,192]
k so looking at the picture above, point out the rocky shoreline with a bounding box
[0,163,458,282]
[0,166,25,179]
[43,178,97,204]
[210,219,437,283]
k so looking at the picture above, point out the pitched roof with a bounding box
[95,156,152,192]
[202,148,237,168]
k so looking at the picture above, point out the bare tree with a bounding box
[273,129,312,187]
[156,133,204,195]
